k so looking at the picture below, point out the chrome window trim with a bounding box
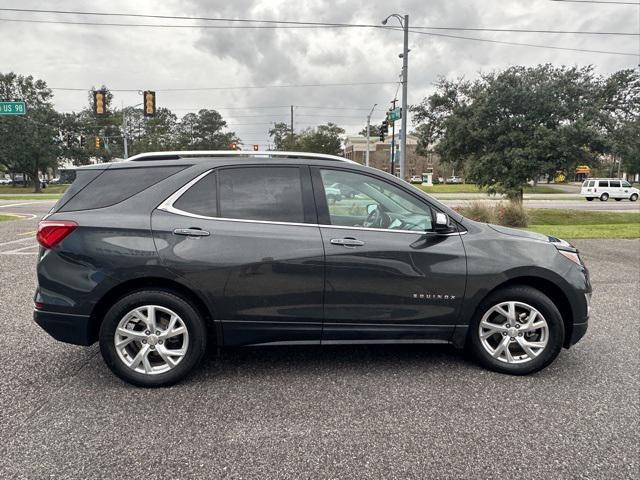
[157,169,465,236]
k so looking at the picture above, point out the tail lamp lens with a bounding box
[36,220,78,249]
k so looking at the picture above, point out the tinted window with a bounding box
[219,167,304,223]
[174,172,217,217]
[52,168,104,213]
[61,166,184,212]
[598,181,609,187]
[588,180,595,187]
[622,181,631,188]
[610,181,621,188]
[320,169,433,231]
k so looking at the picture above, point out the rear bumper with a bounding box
[33,309,95,346]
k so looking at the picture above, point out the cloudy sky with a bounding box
[1,0,638,147]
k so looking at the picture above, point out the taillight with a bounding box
[36,220,78,249]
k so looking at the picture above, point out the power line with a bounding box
[0,8,637,35]
[550,0,639,5]
[49,81,398,92]
[408,29,638,56]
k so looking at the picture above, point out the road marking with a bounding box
[1,243,38,255]
[18,230,36,236]
[0,237,35,247]
[0,202,36,208]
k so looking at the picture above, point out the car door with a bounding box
[609,180,622,198]
[152,164,325,346]
[311,167,467,343]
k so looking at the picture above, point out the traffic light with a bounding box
[230,143,237,150]
[66,134,73,147]
[380,120,388,141]
[143,91,156,117]
[80,135,86,147]
[93,90,106,115]
[253,144,259,151]
[95,136,101,149]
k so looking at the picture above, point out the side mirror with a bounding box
[433,212,451,233]
[366,204,378,215]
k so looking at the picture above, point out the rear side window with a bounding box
[174,172,217,217]
[598,181,609,187]
[609,181,620,188]
[218,167,304,223]
[51,169,104,213]
[60,166,184,212]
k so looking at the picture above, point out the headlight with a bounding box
[558,249,582,266]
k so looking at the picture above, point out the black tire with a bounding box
[600,193,609,201]
[630,193,638,202]
[585,197,594,201]
[467,286,565,375]
[99,289,207,387]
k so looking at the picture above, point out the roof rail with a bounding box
[127,150,357,164]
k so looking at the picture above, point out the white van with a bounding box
[581,178,639,202]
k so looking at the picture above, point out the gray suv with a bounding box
[34,151,590,387]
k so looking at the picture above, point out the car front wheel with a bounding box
[468,286,564,375]
[630,193,638,202]
[99,289,207,387]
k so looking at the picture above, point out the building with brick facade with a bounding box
[342,134,442,179]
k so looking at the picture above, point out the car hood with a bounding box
[486,224,574,249]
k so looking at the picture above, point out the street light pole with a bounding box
[382,13,409,181]
[365,103,376,167]
[400,14,409,181]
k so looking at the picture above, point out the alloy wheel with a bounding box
[114,305,189,375]
[478,301,549,364]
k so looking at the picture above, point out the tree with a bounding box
[268,122,297,150]
[296,123,345,156]
[0,72,60,191]
[412,65,608,201]
[359,123,382,138]
[176,109,239,150]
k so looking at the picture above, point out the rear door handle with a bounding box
[330,238,365,247]
[173,228,210,237]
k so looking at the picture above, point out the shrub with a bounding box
[458,201,494,223]
[495,201,529,227]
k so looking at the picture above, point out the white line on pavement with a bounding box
[0,237,36,247]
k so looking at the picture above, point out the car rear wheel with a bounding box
[99,289,207,387]
[630,193,638,202]
[599,193,609,201]
[467,286,564,375]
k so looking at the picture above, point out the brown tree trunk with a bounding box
[33,158,41,193]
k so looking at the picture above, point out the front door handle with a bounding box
[330,238,365,247]
[173,228,210,237]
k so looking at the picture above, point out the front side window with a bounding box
[622,181,631,188]
[598,181,609,187]
[319,169,433,231]
[610,181,621,188]
[588,180,595,187]
[219,167,304,223]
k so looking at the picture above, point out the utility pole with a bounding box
[365,103,377,167]
[390,99,397,175]
[122,107,128,159]
[400,14,409,181]
[290,105,294,136]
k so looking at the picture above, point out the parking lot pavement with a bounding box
[0,214,638,479]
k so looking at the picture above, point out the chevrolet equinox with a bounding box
[34,151,590,387]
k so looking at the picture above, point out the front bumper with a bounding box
[33,309,95,346]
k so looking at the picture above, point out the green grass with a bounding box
[0,195,61,200]
[0,184,68,194]
[525,208,640,239]
[527,209,640,225]
[417,184,561,194]
[0,214,19,222]
[527,224,640,239]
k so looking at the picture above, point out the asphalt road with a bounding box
[0,205,639,479]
